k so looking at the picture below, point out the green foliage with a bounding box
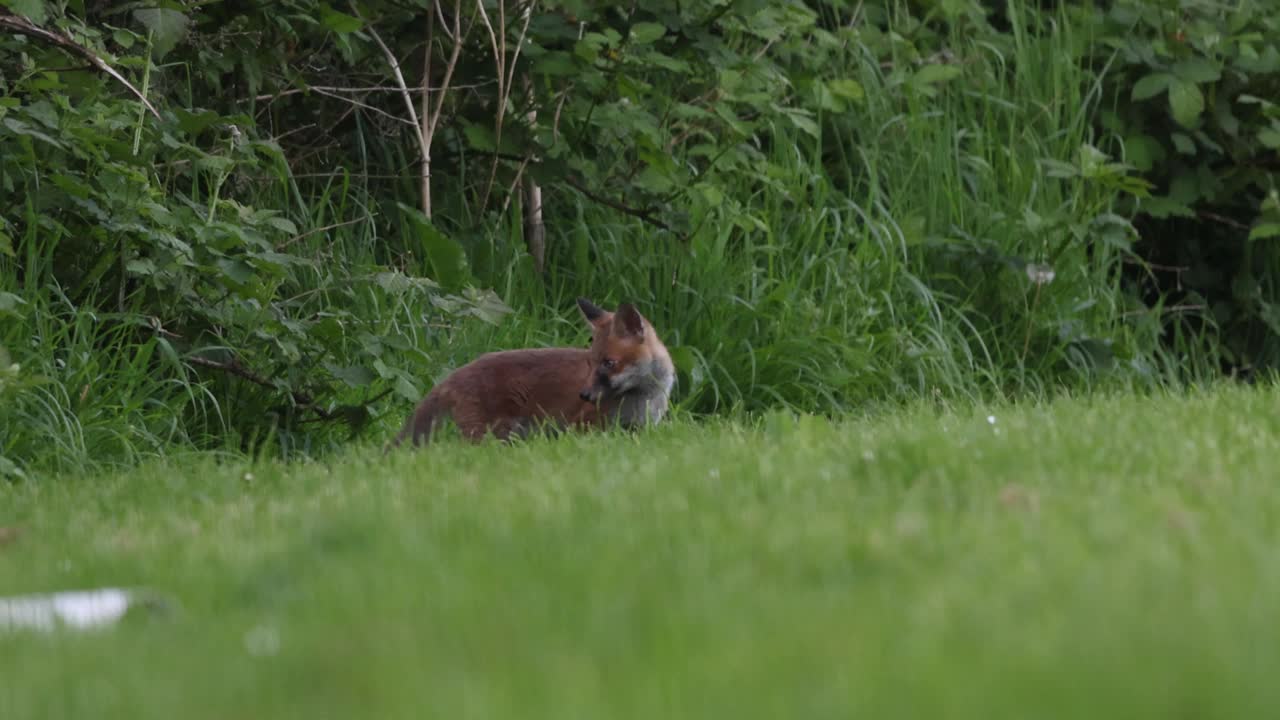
[4,0,1277,475]
[1076,0,1280,373]
[0,3,510,473]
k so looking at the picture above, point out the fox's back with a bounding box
[453,347,593,401]
[431,347,597,439]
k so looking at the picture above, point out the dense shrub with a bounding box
[1076,0,1280,376]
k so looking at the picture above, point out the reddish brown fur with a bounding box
[389,298,673,449]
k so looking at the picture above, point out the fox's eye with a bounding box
[601,358,617,370]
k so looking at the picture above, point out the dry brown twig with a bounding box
[475,0,535,215]
[351,1,467,219]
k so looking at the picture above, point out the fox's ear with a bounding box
[577,297,606,324]
[614,303,645,338]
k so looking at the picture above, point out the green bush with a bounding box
[1073,0,1280,376]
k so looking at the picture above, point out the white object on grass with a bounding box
[0,588,143,632]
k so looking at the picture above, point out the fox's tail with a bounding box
[384,390,447,454]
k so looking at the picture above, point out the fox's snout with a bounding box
[579,380,604,403]
[580,371,611,403]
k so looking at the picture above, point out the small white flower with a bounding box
[1025,263,1055,285]
[244,624,280,657]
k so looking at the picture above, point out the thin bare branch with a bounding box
[351,5,425,139]
[186,355,336,421]
[276,218,365,250]
[427,0,467,143]
[0,10,161,119]
[308,86,416,126]
[250,80,497,102]
[564,176,675,234]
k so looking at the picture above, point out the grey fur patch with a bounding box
[608,356,675,426]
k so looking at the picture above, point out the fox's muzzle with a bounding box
[580,371,612,403]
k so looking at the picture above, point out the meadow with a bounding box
[4,384,1279,718]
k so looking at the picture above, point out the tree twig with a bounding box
[0,9,161,119]
[276,218,365,250]
[564,176,675,233]
[250,81,496,103]
[186,355,336,421]
[1198,210,1251,231]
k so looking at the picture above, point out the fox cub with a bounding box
[389,298,675,448]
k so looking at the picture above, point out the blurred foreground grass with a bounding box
[3,384,1280,719]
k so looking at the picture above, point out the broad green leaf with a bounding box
[1124,134,1163,172]
[644,53,691,74]
[697,183,724,207]
[394,375,421,403]
[398,203,470,291]
[1141,195,1194,219]
[23,99,58,129]
[1,0,48,24]
[667,346,704,387]
[635,165,676,193]
[174,108,221,136]
[1172,58,1220,83]
[51,173,93,198]
[112,28,136,49]
[463,122,496,152]
[132,8,190,60]
[784,111,820,140]
[1214,98,1241,137]
[1259,128,1280,149]
[0,291,25,313]
[0,229,12,257]
[374,270,438,294]
[1250,223,1280,241]
[828,78,864,102]
[265,216,298,235]
[253,251,309,269]
[815,83,845,112]
[328,364,376,388]
[629,21,666,44]
[126,258,157,276]
[1170,132,1195,155]
[912,64,962,86]
[1168,79,1204,128]
[534,52,577,76]
[215,257,255,285]
[1237,94,1274,108]
[1131,72,1172,101]
[461,288,514,325]
[1040,158,1079,179]
[3,117,64,148]
[319,4,363,33]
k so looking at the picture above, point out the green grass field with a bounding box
[4,384,1280,719]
